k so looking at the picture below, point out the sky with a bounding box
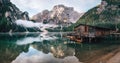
[11,0,101,17]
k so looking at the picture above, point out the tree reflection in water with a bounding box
[0,32,81,63]
[0,32,120,63]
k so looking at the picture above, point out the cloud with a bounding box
[11,0,101,17]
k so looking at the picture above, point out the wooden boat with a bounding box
[75,38,83,43]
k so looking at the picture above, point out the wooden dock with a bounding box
[110,33,120,37]
[67,32,120,43]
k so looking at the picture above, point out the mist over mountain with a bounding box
[0,1,84,32]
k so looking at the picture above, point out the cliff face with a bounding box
[75,0,120,30]
[32,5,83,25]
[0,0,29,32]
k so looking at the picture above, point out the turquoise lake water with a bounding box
[0,32,120,63]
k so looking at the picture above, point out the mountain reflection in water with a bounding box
[0,32,120,63]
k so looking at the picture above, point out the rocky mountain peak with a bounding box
[32,5,83,25]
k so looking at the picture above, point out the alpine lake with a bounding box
[0,32,120,63]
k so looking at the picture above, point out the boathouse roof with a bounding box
[75,24,115,30]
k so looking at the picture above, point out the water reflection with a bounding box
[0,32,81,63]
[0,32,120,63]
[16,32,58,45]
[12,46,80,63]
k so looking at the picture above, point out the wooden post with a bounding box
[89,37,92,43]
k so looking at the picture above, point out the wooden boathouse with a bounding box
[68,24,116,42]
[74,24,115,37]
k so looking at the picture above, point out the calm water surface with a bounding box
[0,32,120,63]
